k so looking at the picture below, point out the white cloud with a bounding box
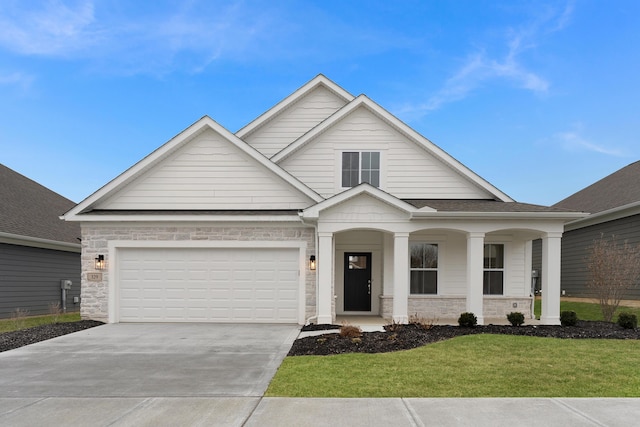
[554,129,624,157]
[398,2,573,117]
[0,0,99,56]
[0,71,34,90]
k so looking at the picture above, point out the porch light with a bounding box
[95,254,106,270]
[309,255,316,271]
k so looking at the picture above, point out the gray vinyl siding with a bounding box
[0,243,81,318]
[561,213,640,299]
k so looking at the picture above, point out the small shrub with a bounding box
[10,308,30,330]
[48,302,62,324]
[339,324,362,338]
[506,312,525,327]
[560,310,578,326]
[409,313,438,330]
[617,312,638,329]
[384,319,403,332]
[458,312,477,328]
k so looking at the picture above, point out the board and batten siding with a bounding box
[243,86,348,158]
[560,214,640,299]
[0,243,81,318]
[279,106,493,199]
[97,129,314,210]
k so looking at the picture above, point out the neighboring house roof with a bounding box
[554,160,640,214]
[0,163,80,249]
[555,160,640,230]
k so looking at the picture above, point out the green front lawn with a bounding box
[267,334,640,397]
[534,299,640,321]
[0,312,81,333]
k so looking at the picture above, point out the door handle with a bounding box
[368,279,371,295]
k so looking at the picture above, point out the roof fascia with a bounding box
[271,95,514,202]
[302,183,420,219]
[0,231,81,253]
[564,201,640,231]
[236,74,354,139]
[64,214,304,223]
[63,116,323,220]
[410,210,588,222]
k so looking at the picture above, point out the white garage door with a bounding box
[117,247,300,323]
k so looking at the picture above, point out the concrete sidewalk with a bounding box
[1,396,638,426]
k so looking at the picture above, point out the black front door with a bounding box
[344,252,372,311]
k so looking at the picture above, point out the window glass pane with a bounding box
[483,271,504,295]
[410,271,437,294]
[370,152,380,169]
[348,255,367,269]
[484,244,504,269]
[369,170,380,187]
[342,152,359,187]
[410,244,424,268]
[361,152,371,169]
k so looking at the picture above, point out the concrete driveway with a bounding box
[0,323,299,398]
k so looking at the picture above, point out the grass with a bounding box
[267,335,640,397]
[534,299,640,321]
[0,312,81,333]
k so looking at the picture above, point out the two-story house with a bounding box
[62,75,583,325]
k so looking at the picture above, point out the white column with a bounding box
[541,232,562,325]
[392,232,410,324]
[466,232,485,325]
[317,232,334,325]
[383,233,394,296]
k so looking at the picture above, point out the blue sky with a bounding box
[1,0,638,206]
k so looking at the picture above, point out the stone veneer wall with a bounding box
[80,223,316,322]
[380,295,533,321]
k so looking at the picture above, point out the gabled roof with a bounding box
[271,94,514,202]
[302,183,422,219]
[63,116,324,220]
[235,74,354,139]
[554,160,640,214]
[0,164,80,247]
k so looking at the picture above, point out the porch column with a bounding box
[541,232,562,325]
[392,232,409,323]
[466,232,485,325]
[317,232,334,325]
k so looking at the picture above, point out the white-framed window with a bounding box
[342,151,380,187]
[483,243,504,295]
[410,243,438,294]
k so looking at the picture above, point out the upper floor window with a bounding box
[483,243,504,295]
[342,151,380,187]
[410,243,438,294]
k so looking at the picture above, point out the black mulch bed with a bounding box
[290,321,640,356]
[0,321,104,353]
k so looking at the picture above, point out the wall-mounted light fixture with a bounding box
[309,255,316,271]
[95,254,106,270]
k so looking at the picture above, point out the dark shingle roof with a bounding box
[404,199,577,213]
[0,164,80,244]
[553,161,640,214]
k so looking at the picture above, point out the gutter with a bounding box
[0,231,81,253]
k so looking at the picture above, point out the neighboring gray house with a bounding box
[0,164,82,318]
[62,75,583,325]
[535,161,640,299]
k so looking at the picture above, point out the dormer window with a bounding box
[342,151,380,187]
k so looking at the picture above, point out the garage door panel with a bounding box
[118,247,300,323]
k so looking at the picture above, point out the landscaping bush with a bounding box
[560,310,578,326]
[617,312,638,329]
[458,312,477,327]
[339,324,362,338]
[506,312,525,327]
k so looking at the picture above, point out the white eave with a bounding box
[563,201,640,231]
[236,74,354,139]
[302,183,421,220]
[272,94,514,203]
[62,116,324,221]
[0,231,81,253]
